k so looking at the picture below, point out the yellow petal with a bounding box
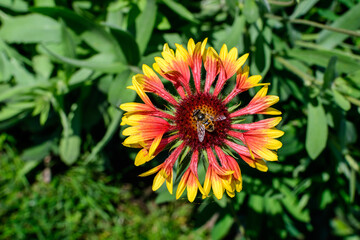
[187,38,195,54]
[162,51,176,64]
[261,107,282,115]
[212,175,224,200]
[227,47,238,62]
[154,57,170,71]
[219,44,228,60]
[134,149,154,166]
[148,133,163,157]
[122,127,138,136]
[203,169,212,196]
[153,170,166,191]
[187,183,198,202]
[166,171,173,194]
[254,159,268,172]
[247,75,262,84]
[254,85,269,99]
[200,38,208,55]
[175,43,189,62]
[139,164,163,177]
[265,139,283,150]
[176,172,188,199]
[226,190,235,198]
[236,53,249,69]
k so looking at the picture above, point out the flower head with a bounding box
[120,39,283,202]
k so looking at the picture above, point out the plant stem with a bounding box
[265,14,360,38]
[275,56,319,86]
[267,0,295,6]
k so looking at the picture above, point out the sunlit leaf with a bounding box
[244,0,259,23]
[290,0,319,19]
[0,13,61,43]
[317,2,360,49]
[161,0,198,23]
[42,45,128,73]
[333,89,351,111]
[135,0,157,55]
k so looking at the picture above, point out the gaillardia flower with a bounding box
[120,39,283,202]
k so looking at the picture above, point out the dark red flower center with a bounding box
[175,93,231,150]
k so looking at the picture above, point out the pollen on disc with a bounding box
[175,93,231,150]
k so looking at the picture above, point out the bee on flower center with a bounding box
[192,109,226,142]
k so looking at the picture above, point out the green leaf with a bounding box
[287,48,360,74]
[161,0,198,23]
[317,2,360,49]
[0,13,61,43]
[139,51,162,67]
[334,77,360,99]
[0,102,35,121]
[108,70,136,107]
[345,121,357,144]
[280,184,310,222]
[290,0,319,19]
[68,68,95,86]
[278,124,304,157]
[0,0,28,12]
[10,58,36,85]
[32,7,126,62]
[60,19,77,79]
[21,140,54,161]
[135,0,157,55]
[244,0,259,23]
[347,69,360,86]
[215,15,245,51]
[323,56,337,89]
[306,98,328,159]
[17,160,42,179]
[333,89,351,111]
[34,0,55,7]
[0,52,12,82]
[250,25,272,76]
[265,198,282,215]
[248,195,264,213]
[42,45,128,73]
[319,189,333,209]
[0,82,50,102]
[211,214,234,240]
[59,135,81,165]
[109,27,140,65]
[32,55,53,80]
[58,103,81,165]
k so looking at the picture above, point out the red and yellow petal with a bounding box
[232,117,282,131]
[230,86,281,118]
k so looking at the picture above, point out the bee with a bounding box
[192,109,226,142]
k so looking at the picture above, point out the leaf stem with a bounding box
[275,56,320,86]
[295,40,360,61]
[267,0,295,7]
[265,14,360,38]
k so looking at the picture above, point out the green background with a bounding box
[0,0,359,239]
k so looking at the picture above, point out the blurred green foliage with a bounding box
[0,0,359,239]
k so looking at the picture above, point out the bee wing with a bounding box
[215,115,226,121]
[197,121,206,142]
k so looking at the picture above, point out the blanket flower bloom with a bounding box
[120,39,283,202]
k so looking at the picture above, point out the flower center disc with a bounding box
[175,93,231,150]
